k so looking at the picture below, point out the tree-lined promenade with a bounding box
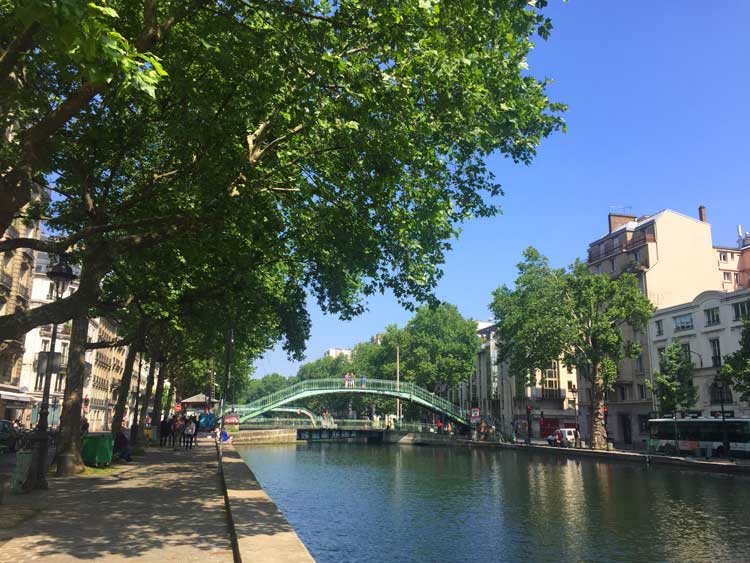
[1,1,564,473]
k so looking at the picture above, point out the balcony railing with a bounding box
[530,388,566,400]
[588,232,655,263]
[0,271,12,289]
[16,284,30,300]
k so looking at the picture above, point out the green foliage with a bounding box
[399,303,480,390]
[491,248,654,394]
[648,342,697,414]
[244,373,297,403]
[721,319,750,402]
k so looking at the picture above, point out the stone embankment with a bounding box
[219,444,314,562]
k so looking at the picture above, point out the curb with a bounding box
[216,442,242,563]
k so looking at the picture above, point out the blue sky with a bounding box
[254,1,750,378]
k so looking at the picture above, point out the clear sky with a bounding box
[254,1,750,378]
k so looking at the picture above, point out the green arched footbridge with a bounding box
[231,378,467,425]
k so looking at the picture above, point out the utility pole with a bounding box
[396,345,400,427]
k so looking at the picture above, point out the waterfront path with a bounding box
[0,441,234,562]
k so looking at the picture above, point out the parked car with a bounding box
[0,419,20,452]
[547,428,576,447]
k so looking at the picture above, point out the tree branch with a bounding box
[85,337,133,350]
[0,23,38,80]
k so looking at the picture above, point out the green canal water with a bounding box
[237,443,750,563]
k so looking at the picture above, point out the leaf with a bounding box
[88,3,119,18]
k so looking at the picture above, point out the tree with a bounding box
[490,248,654,449]
[722,319,750,401]
[0,0,565,343]
[399,304,479,392]
[649,342,697,414]
[648,341,697,453]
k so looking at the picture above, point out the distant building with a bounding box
[324,348,352,360]
[648,289,750,419]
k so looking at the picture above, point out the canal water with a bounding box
[237,444,750,563]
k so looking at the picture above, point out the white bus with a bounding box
[648,417,750,458]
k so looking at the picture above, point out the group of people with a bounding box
[343,372,366,389]
[159,414,199,450]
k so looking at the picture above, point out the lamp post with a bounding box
[714,375,730,457]
[130,352,144,444]
[29,254,77,490]
[571,385,579,448]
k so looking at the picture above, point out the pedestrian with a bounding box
[173,416,185,451]
[193,415,200,445]
[168,415,176,447]
[360,373,366,389]
[80,416,89,437]
[160,415,171,447]
[343,372,349,388]
[574,426,581,449]
[184,417,196,450]
[437,419,444,434]
[114,429,133,462]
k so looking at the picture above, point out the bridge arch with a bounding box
[232,378,467,425]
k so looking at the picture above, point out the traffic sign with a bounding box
[470,407,481,423]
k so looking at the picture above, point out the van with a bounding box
[547,428,576,447]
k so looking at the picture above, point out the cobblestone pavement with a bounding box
[0,439,233,562]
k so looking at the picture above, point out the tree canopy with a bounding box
[490,247,654,449]
[649,341,697,415]
[721,319,750,402]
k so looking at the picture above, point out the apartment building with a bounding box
[464,323,578,439]
[584,206,746,448]
[0,216,42,419]
[324,348,353,360]
[648,289,750,418]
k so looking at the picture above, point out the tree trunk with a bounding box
[150,360,167,441]
[110,344,137,434]
[165,379,175,418]
[56,315,89,476]
[589,364,608,450]
[135,358,156,446]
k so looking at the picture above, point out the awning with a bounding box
[180,392,218,405]
[0,391,35,403]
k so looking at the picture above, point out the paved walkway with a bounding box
[0,440,234,562]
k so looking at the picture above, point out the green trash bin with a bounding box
[81,432,113,467]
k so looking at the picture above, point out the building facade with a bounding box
[0,216,42,419]
[648,289,750,419]
[464,323,578,440]
[584,206,748,448]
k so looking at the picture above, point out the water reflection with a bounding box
[237,444,750,563]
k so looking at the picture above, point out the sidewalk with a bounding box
[0,440,234,562]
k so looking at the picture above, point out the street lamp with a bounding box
[29,254,77,490]
[571,385,579,448]
[714,375,730,458]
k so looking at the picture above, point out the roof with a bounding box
[180,393,218,404]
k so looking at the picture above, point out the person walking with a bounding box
[184,417,196,450]
[360,373,366,389]
[160,415,171,447]
[172,416,185,451]
[343,372,349,388]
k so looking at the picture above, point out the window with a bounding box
[735,273,741,284]
[34,372,44,391]
[723,272,732,281]
[46,282,54,300]
[655,319,664,336]
[41,339,50,352]
[704,307,720,326]
[719,252,728,262]
[710,338,721,367]
[54,373,64,393]
[657,347,666,360]
[618,386,627,401]
[596,264,603,274]
[681,342,691,363]
[635,355,643,373]
[61,342,69,364]
[734,301,750,321]
[673,313,694,332]
[632,251,640,262]
[610,258,616,272]
[542,361,559,398]
[638,384,646,400]
[710,382,733,404]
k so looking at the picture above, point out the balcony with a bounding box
[588,232,656,263]
[3,225,19,239]
[16,284,30,301]
[0,271,12,290]
[531,388,566,400]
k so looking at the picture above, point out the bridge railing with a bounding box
[231,378,467,422]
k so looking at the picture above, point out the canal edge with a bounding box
[217,441,315,562]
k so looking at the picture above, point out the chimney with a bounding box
[698,205,707,222]
[608,213,637,233]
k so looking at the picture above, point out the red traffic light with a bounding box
[603,407,609,414]
[526,405,532,413]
